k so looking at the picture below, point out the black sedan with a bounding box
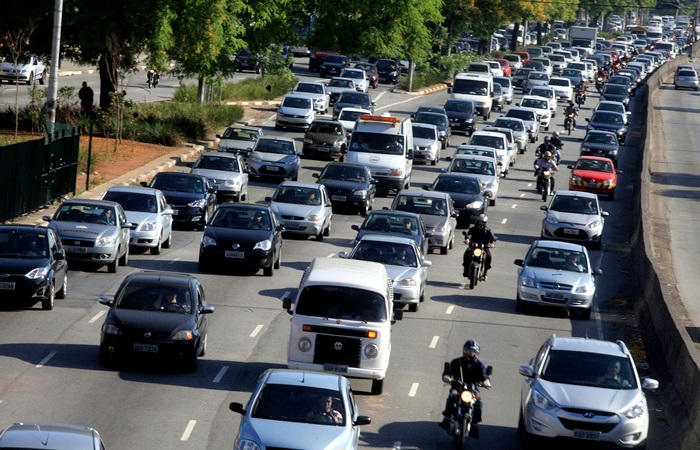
[320,54,349,78]
[198,204,283,276]
[351,210,431,255]
[444,99,478,135]
[423,173,489,228]
[585,111,628,145]
[600,83,631,107]
[579,130,621,163]
[143,172,217,230]
[98,271,214,371]
[0,225,68,310]
[313,162,377,215]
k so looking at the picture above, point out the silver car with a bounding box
[248,136,300,181]
[519,335,659,448]
[266,181,332,240]
[412,122,441,165]
[391,189,457,255]
[493,76,514,104]
[514,240,601,319]
[229,369,371,450]
[540,190,608,250]
[190,151,249,202]
[275,94,315,131]
[340,234,431,312]
[101,186,173,254]
[43,199,132,273]
[215,125,263,159]
[493,117,528,153]
[0,422,106,449]
[340,68,369,92]
[292,81,330,113]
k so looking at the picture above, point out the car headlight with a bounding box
[352,189,367,197]
[587,219,601,229]
[172,330,194,341]
[466,200,483,209]
[188,198,208,208]
[304,138,313,144]
[433,226,447,232]
[236,439,261,450]
[103,324,122,336]
[251,154,262,163]
[298,338,312,352]
[364,343,379,358]
[307,215,321,222]
[574,282,594,293]
[254,239,272,251]
[397,278,417,287]
[333,140,343,148]
[520,276,536,287]
[284,159,297,166]
[438,130,447,137]
[388,168,404,176]
[622,400,646,419]
[532,389,557,411]
[618,128,626,135]
[571,176,582,182]
[96,236,116,247]
[304,114,313,119]
[201,235,216,247]
[602,179,615,186]
[546,216,559,225]
[485,182,495,188]
[140,220,157,232]
[225,178,241,188]
[25,265,50,280]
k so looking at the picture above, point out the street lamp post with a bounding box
[45,0,63,130]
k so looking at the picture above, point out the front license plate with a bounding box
[563,228,579,235]
[585,182,598,188]
[573,429,602,441]
[317,147,330,152]
[323,363,348,373]
[266,166,280,172]
[544,293,565,300]
[134,343,158,353]
[225,251,245,258]
[65,246,87,254]
[0,281,15,290]
[331,195,347,202]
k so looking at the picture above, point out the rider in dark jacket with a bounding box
[463,214,496,278]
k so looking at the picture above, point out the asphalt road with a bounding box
[0,64,677,449]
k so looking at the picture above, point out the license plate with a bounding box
[585,182,598,188]
[0,281,15,290]
[573,429,602,441]
[134,343,158,353]
[65,246,87,254]
[323,363,348,373]
[544,293,565,300]
[225,251,245,258]
[317,147,330,152]
[266,166,280,172]
[563,229,579,235]
[331,195,347,201]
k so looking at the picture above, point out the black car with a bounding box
[601,83,631,107]
[313,162,377,215]
[607,75,636,93]
[416,105,447,116]
[319,55,349,78]
[585,111,628,145]
[375,58,400,84]
[579,130,621,163]
[234,48,261,73]
[351,210,431,255]
[412,111,452,149]
[143,172,217,230]
[198,204,283,276]
[98,271,214,371]
[444,99,478,135]
[332,91,375,119]
[423,173,489,227]
[0,225,68,310]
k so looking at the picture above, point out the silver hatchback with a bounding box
[266,181,333,240]
[0,422,106,449]
[540,190,608,250]
[191,151,249,202]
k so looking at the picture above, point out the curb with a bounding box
[394,83,449,96]
[225,100,282,107]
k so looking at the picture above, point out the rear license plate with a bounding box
[331,195,346,201]
[573,429,602,441]
[0,281,15,290]
[544,293,565,300]
[323,363,348,373]
[563,229,579,235]
[266,166,280,172]
[134,343,158,353]
[225,251,245,258]
[65,246,87,254]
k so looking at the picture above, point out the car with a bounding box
[608,75,636,94]
[391,189,457,255]
[0,225,68,310]
[579,129,621,163]
[97,271,214,371]
[494,58,512,77]
[560,68,585,88]
[412,122,441,165]
[444,154,499,205]
[190,151,249,202]
[265,181,333,240]
[518,335,659,447]
[523,60,546,74]
[493,76,514,105]
[548,77,574,101]
[326,77,357,106]
[313,161,376,214]
[568,156,620,199]
[412,111,451,149]
[292,81,330,114]
[466,62,491,75]
[351,210,431,255]
[514,240,601,318]
[302,119,348,160]
[276,94,316,131]
[229,369,371,450]
[469,130,511,175]
[43,199,131,274]
[482,126,518,166]
[504,106,541,143]
[444,99,478,135]
[340,68,369,92]
[512,67,535,88]
[503,53,523,69]
[492,82,505,111]
[493,117,528,153]
[540,190,608,249]
[354,62,379,88]
[449,144,498,168]
[340,234,431,311]
[513,51,531,64]
[674,69,699,90]
[198,203,283,275]
[586,111,628,145]
[142,172,218,230]
[0,54,47,85]
[234,48,260,73]
[247,136,300,181]
[332,91,375,120]
[337,106,372,134]
[100,186,174,254]
[319,54,350,77]
[415,105,448,116]
[424,173,489,227]
[594,100,630,124]
[523,71,550,91]
[0,422,106,449]
[215,125,263,158]
[526,86,558,117]
[375,58,401,84]
[601,84,632,107]
[530,58,553,76]
[519,95,552,131]
[484,60,504,77]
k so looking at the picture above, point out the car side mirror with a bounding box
[351,224,360,231]
[514,259,524,267]
[265,196,272,203]
[276,225,285,232]
[567,165,573,169]
[338,251,349,259]
[140,181,148,187]
[369,179,377,185]
[354,416,372,426]
[98,296,113,306]
[601,211,609,217]
[422,185,431,191]
[585,118,591,122]
[42,215,52,222]
[540,205,548,211]
[593,268,603,275]
[229,402,246,415]
[55,250,66,260]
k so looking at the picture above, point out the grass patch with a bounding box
[173,72,297,103]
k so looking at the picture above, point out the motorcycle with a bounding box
[461,232,490,289]
[563,112,576,135]
[442,365,493,450]
[536,168,554,201]
[575,89,586,107]
[595,77,606,93]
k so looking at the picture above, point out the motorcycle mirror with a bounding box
[486,366,493,376]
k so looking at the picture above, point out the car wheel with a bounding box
[56,274,68,299]
[489,197,496,207]
[609,189,615,201]
[518,411,537,449]
[371,378,384,395]
[315,230,324,241]
[409,302,419,312]
[184,354,198,372]
[199,209,209,231]
[292,174,298,181]
[119,245,129,266]
[150,238,162,255]
[515,295,526,312]
[324,220,331,237]
[39,70,46,85]
[579,307,592,320]
[264,263,274,276]
[108,259,118,273]
[98,346,114,368]
[162,229,172,249]
[274,249,282,269]
[26,72,34,86]
[42,283,55,310]
[441,244,448,255]
[199,334,208,357]
[449,237,454,250]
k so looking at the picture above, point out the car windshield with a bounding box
[415,113,446,127]
[251,384,346,425]
[444,101,474,113]
[585,133,617,145]
[470,135,504,149]
[338,109,367,122]
[526,247,589,271]
[308,122,343,135]
[54,204,116,224]
[515,69,534,78]
[394,195,447,217]
[362,214,420,236]
[193,155,240,172]
[562,69,581,78]
[528,73,548,80]
[352,241,418,267]
[325,55,346,64]
[540,350,638,389]
[413,126,437,140]
[434,176,480,194]
[296,285,387,322]
[329,78,354,88]
[596,103,624,114]
[575,159,613,173]
[550,195,599,214]
[115,283,192,314]
[506,110,534,121]
[283,97,312,109]
[102,192,157,213]
[521,99,547,109]
[319,165,366,182]
[296,83,324,94]
[355,63,374,72]
[549,79,569,87]
[451,159,495,175]
[452,79,488,96]
[349,132,404,155]
[457,148,494,158]
[678,70,697,78]
[221,127,259,141]
[151,175,205,193]
[609,76,631,85]
[605,85,628,95]
[592,113,623,125]
[494,78,511,89]
[530,89,553,99]
[273,186,322,205]
[376,60,397,70]
[341,70,363,79]
[338,93,370,106]
[255,139,296,155]
[209,208,272,231]
[494,119,524,131]
[0,231,48,258]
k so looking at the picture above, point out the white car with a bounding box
[276,94,316,131]
[548,77,574,102]
[540,190,608,250]
[469,130,511,176]
[337,107,371,134]
[292,81,330,114]
[526,86,558,117]
[504,107,541,143]
[484,61,504,77]
[493,76,514,105]
[519,95,552,131]
[340,68,369,92]
[412,123,441,165]
[326,77,357,105]
[445,154,500,205]
[0,54,46,85]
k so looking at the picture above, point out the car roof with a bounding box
[532,239,588,252]
[0,224,51,234]
[358,234,420,246]
[553,190,598,200]
[396,189,451,200]
[304,257,387,288]
[0,423,102,450]
[283,93,313,101]
[277,180,322,190]
[576,155,615,164]
[224,125,261,132]
[311,119,343,126]
[453,154,493,163]
[263,369,345,391]
[471,130,506,138]
[368,209,421,219]
[61,199,122,208]
[521,95,549,103]
[412,122,438,130]
[548,336,629,357]
[456,144,495,151]
[586,129,617,136]
[154,171,207,180]
[296,81,325,87]
[106,185,159,195]
[506,106,538,115]
[123,270,197,287]
[257,135,295,144]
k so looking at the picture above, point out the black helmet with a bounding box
[544,136,550,142]
[463,340,480,359]
[569,100,575,106]
[476,214,488,227]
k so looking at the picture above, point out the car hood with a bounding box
[251,152,298,164]
[414,137,439,147]
[294,91,324,101]
[191,168,242,181]
[219,138,255,152]
[442,192,483,208]
[573,169,614,181]
[279,105,312,116]
[538,379,641,412]
[110,309,192,332]
[327,86,354,95]
[318,179,367,191]
[335,101,368,111]
[0,257,51,273]
[205,226,272,243]
[547,210,599,226]
[270,202,321,217]
[51,222,118,240]
[588,122,624,132]
[522,266,591,287]
[123,211,160,226]
[322,62,345,68]
[160,191,206,205]
[242,418,353,450]
[0,61,31,70]
[421,215,448,228]
[306,132,344,145]
[580,142,619,152]
[385,264,422,281]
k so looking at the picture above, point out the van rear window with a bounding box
[296,286,387,322]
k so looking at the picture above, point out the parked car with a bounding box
[0,54,47,85]
[190,151,249,202]
[444,99,478,135]
[247,136,300,181]
[266,181,333,241]
[424,173,489,227]
[292,81,330,114]
[97,271,214,371]
[302,119,348,160]
[540,190,608,249]
[0,423,106,449]
[276,94,316,131]
[390,189,457,255]
[351,210,431,255]
[215,125,263,159]
[579,130,621,163]
[313,161,377,215]
[234,48,261,73]
[0,225,68,310]
[143,172,217,230]
[568,156,620,199]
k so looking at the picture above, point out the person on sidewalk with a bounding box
[78,81,94,116]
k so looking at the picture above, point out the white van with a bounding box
[282,257,402,395]
[449,73,494,119]
[347,114,414,194]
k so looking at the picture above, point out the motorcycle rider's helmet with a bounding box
[569,100,575,107]
[544,136,550,142]
[463,340,480,360]
[552,131,560,137]
[475,214,488,228]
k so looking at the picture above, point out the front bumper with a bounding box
[0,276,52,304]
[277,218,324,236]
[276,115,313,130]
[100,337,198,364]
[303,142,345,158]
[541,223,602,245]
[129,229,162,248]
[517,284,593,310]
[62,243,119,265]
[199,246,274,270]
[248,162,297,179]
[171,206,206,226]
[374,175,406,192]
[288,360,385,381]
[393,283,421,304]
[449,118,476,133]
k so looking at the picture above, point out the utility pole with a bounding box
[45,0,63,131]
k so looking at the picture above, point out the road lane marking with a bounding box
[213,366,229,383]
[429,336,439,348]
[408,383,419,397]
[88,310,106,323]
[37,351,56,368]
[327,253,335,258]
[527,183,533,187]
[520,193,526,197]
[180,420,196,441]
[167,258,181,264]
[250,324,264,337]
[511,204,517,208]
[501,218,508,224]
[446,305,455,315]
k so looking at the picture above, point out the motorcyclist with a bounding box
[564,101,578,129]
[462,214,496,279]
[534,150,559,192]
[596,68,607,81]
[536,136,555,157]
[549,131,563,163]
[440,340,491,439]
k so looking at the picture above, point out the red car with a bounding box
[494,58,512,77]
[513,51,530,64]
[568,156,620,199]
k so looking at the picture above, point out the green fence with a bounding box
[0,125,80,223]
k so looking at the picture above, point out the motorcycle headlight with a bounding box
[587,219,601,229]
[201,235,216,247]
[26,265,50,280]
[307,215,321,222]
[397,278,417,286]
[622,400,646,419]
[140,220,157,232]
[172,330,194,341]
[532,389,557,411]
[188,198,208,208]
[253,239,272,251]
[520,276,536,287]
[96,236,116,247]
[574,282,594,293]
[461,390,474,403]
[466,200,483,209]
[472,248,483,257]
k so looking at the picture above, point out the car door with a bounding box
[347,387,362,448]
[49,229,68,290]
[319,185,333,229]
[445,195,457,244]
[271,209,284,257]
[204,178,218,218]
[116,205,131,257]
[236,154,249,194]
[195,282,209,352]
[158,192,173,240]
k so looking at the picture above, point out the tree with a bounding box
[2,25,37,140]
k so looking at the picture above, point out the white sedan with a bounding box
[519,95,552,131]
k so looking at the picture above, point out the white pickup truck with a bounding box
[0,54,47,85]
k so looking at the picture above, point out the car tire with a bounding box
[324,221,331,237]
[26,72,33,86]
[489,197,496,207]
[42,283,55,310]
[274,249,281,269]
[441,244,448,255]
[56,274,68,299]
[409,302,419,312]
[515,295,526,312]
[315,231,324,241]
[371,378,384,395]
[579,307,592,320]
[518,412,537,449]
[264,263,274,276]
[119,246,129,266]
[150,238,162,255]
[162,230,172,249]
[98,347,114,368]
[199,334,208,357]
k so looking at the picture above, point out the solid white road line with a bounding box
[88,310,106,324]
[180,420,196,441]
[250,325,264,337]
[408,383,419,397]
[446,305,455,315]
[37,351,56,368]
[213,366,229,383]
[429,336,440,349]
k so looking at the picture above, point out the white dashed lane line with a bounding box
[429,336,439,349]
[167,258,181,264]
[501,218,507,224]
[37,351,56,368]
[408,383,419,397]
[511,204,517,208]
[446,305,455,315]
[250,325,264,337]
[213,366,229,383]
[520,193,526,197]
[180,420,196,441]
[88,310,106,324]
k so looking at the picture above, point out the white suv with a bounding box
[519,335,659,448]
